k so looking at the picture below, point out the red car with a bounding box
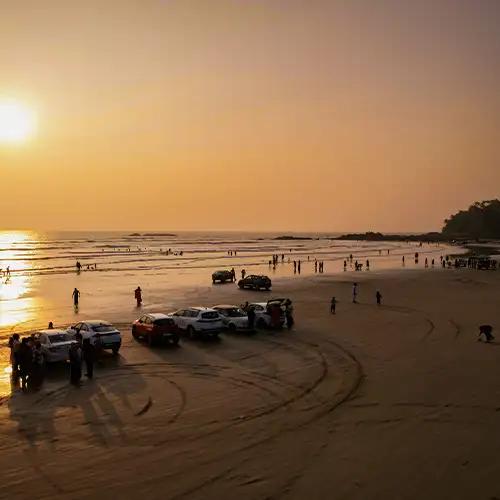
[132,313,180,346]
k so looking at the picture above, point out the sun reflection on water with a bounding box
[0,230,38,328]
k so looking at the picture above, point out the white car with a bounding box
[213,305,250,332]
[34,329,76,363]
[67,320,122,354]
[249,302,285,329]
[168,307,223,338]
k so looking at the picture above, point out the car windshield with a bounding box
[49,334,72,343]
[201,312,219,320]
[153,318,172,326]
[92,325,115,333]
[226,308,246,317]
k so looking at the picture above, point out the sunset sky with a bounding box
[0,0,499,232]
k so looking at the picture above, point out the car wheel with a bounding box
[171,334,180,346]
[257,318,267,329]
[147,334,156,348]
[112,346,120,355]
[187,326,196,339]
[238,283,244,289]
[265,287,270,291]
[132,326,139,340]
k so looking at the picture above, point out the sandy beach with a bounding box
[1,263,499,499]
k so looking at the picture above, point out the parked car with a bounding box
[67,320,122,354]
[132,313,180,346]
[238,275,272,290]
[213,305,250,332]
[212,270,234,284]
[248,300,285,328]
[167,307,223,338]
[34,329,76,363]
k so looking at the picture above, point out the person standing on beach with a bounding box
[343,260,347,271]
[241,269,246,280]
[284,300,294,329]
[425,258,428,268]
[402,255,405,265]
[315,261,318,273]
[82,338,96,379]
[352,283,358,303]
[72,288,80,308]
[69,334,83,385]
[8,333,21,374]
[297,260,301,274]
[366,259,370,270]
[330,296,337,314]
[376,290,382,306]
[18,338,33,390]
[231,268,236,282]
[135,286,142,307]
[247,306,255,330]
[293,261,297,273]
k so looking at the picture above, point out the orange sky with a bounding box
[1,0,499,232]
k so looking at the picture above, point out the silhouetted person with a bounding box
[352,283,358,303]
[376,290,382,305]
[48,322,54,329]
[9,333,21,374]
[135,286,142,307]
[366,259,370,270]
[18,338,33,391]
[82,338,96,379]
[72,288,80,307]
[343,260,347,271]
[231,268,236,282]
[425,257,428,268]
[330,296,337,314]
[247,307,255,330]
[69,334,83,385]
[285,300,294,329]
[297,261,301,274]
[241,269,246,280]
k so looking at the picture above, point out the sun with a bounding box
[0,100,36,143]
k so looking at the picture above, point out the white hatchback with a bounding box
[34,329,76,363]
[168,307,223,338]
[213,305,250,332]
[67,320,122,354]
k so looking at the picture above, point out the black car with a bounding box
[212,270,234,284]
[238,275,272,291]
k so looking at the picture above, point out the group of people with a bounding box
[7,326,98,390]
[7,334,45,390]
[0,266,11,278]
[241,299,294,330]
[76,261,97,272]
[68,334,97,385]
[314,260,325,273]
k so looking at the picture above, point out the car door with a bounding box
[137,315,147,335]
[144,316,153,336]
[173,310,186,329]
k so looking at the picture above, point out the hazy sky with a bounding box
[1,0,499,232]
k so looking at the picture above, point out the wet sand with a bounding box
[1,266,499,499]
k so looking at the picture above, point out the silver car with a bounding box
[34,329,76,363]
[213,305,250,332]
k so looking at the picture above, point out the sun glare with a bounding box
[0,100,36,143]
